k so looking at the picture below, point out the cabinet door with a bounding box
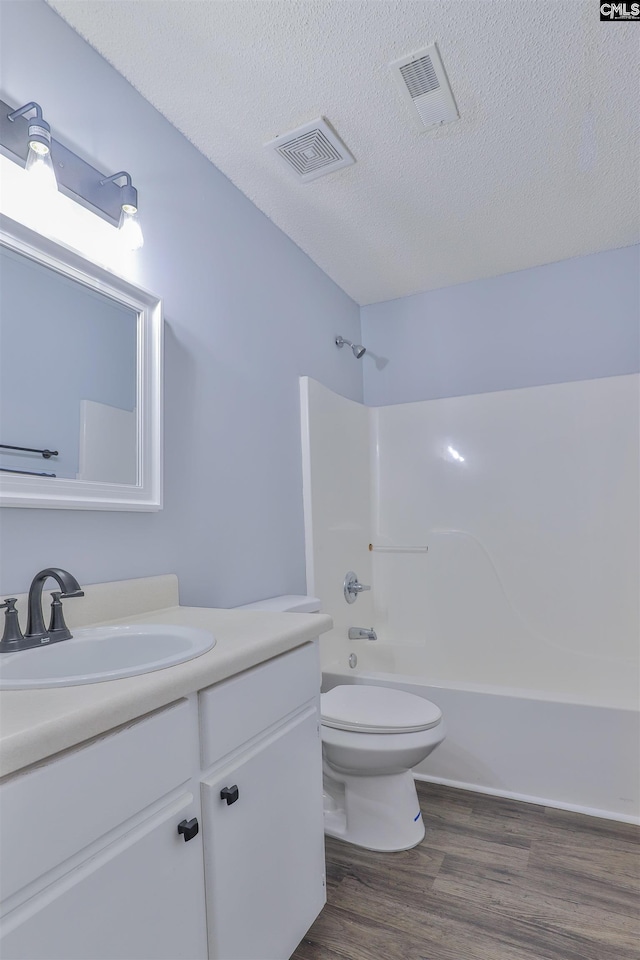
[0,794,207,960]
[202,708,326,960]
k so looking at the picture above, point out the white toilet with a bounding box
[321,684,445,851]
[235,595,446,853]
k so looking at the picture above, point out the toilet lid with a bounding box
[321,685,442,734]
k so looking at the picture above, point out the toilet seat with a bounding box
[321,685,442,734]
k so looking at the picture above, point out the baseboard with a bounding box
[413,773,640,826]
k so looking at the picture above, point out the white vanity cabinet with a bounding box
[0,700,208,960]
[199,642,326,960]
[0,637,326,960]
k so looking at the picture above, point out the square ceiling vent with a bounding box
[265,118,355,183]
[390,43,459,131]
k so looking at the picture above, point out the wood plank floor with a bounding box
[292,781,640,960]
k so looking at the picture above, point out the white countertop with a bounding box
[0,605,333,779]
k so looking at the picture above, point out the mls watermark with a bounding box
[600,2,640,19]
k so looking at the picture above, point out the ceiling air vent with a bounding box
[390,43,459,131]
[265,118,355,183]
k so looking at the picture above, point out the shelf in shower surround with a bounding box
[368,544,428,553]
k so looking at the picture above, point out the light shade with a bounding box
[100,172,144,251]
[6,102,58,195]
[25,118,58,194]
[119,206,144,251]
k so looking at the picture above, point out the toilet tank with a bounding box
[234,595,321,613]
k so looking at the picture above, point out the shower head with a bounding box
[335,336,366,359]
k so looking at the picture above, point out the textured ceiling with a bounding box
[47,0,639,305]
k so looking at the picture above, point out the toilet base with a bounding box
[322,768,425,852]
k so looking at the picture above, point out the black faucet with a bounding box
[0,568,84,652]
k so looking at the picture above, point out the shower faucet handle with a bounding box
[343,571,371,604]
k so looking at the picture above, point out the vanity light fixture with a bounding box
[0,96,144,252]
[100,172,144,250]
[7,102,58,194]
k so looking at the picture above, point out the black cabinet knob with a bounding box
[220,784,239,805]
[177,817,199,841]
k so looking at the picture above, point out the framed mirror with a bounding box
[0,215,162,510]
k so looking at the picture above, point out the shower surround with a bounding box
[300,374,639,822]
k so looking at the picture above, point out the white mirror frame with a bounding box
[0,215,163,511]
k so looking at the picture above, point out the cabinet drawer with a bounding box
[199,640,320,768]
[0,699,194,902]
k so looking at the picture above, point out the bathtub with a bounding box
[322,643,640,825]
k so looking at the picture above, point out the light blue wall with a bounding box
[361,245,640,406]
[1,245,137,479]
[0,0,362,604]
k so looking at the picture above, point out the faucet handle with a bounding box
[0,598,24,648]
[48,592,65,634]
[47,591,80,641]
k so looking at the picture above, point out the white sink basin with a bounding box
[0,624,215,689]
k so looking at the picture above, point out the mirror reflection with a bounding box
[0,244,138,484]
